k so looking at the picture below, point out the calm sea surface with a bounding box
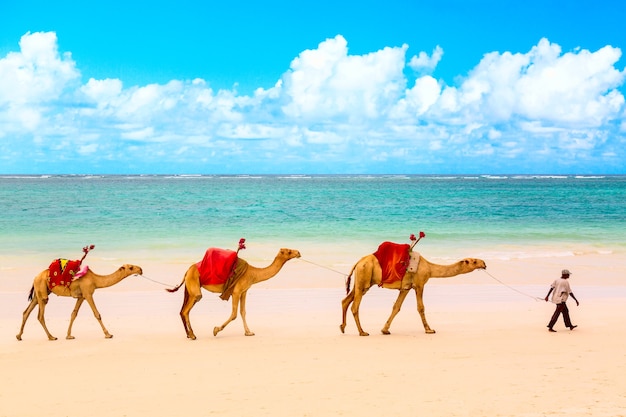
[1,175,625,261]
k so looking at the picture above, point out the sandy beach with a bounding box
[1,252,626,417]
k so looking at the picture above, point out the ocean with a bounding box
[1,175,625,267]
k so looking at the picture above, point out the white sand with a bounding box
[1,253,626,416]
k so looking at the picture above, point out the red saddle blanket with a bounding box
[196,248,239,286]
[374,242,411,285]
[48,259,82,289]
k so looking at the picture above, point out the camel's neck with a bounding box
[90,268,131,289]
[249,257,288,284]
[422,258,469,278]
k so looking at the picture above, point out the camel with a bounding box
[167,248,301,339]
[340,254,486,336]
[16,264,143,341]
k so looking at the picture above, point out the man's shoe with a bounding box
[570,325,578,330]
[548,328,556,332]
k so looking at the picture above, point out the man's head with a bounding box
[561,269,571,278]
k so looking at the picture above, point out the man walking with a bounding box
[545,269,579,332]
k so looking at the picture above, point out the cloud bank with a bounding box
[0,32,625,174]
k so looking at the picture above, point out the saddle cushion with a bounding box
[48,259,83,289]
[197,248,239,286]
[373,242,411,285]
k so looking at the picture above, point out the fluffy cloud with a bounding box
[0,32,79,105]
[280,35,407,120]
[0,32,80,135]
[0,32,625,174]
[449,38,626,127]
[408,45,444,73]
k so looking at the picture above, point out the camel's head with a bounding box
[278,248,301,261]
[462,258,487,271]
[119,264,143,276]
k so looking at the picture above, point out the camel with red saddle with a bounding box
[340,233,486,336]
[16,245,143,341]
[168,241,301,339]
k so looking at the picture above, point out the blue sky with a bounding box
[1,0,625,174]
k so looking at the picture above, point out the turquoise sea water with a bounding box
[1,175,625,264]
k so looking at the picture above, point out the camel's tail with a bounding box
[166,279,185,293]
[345,263,357,295]
[27,285,34,301]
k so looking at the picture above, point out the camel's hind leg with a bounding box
[16,293,39,341]
[180,286,202,340]
[18,275,57,341]
[340,291,355,333]
[381,289,410,335]
[350,286,370,336]
[27,289,58,341]
[342,262,372,336]
[213,292,242,336]
[66,297,85,339]
[36,295,57,340]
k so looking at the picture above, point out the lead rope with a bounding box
[481,269,543,301]
[138,274,175,288]
[297,258,348,277]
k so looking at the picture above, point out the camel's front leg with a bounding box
[66,297,84,339]
[213,293,241,336]
[381,289,410,335]
[16,296,39,341]
[239,291,254,336]
[84,294,113,338]
[415,286,435,334]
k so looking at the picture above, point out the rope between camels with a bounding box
[481,270,543,301]
[297,258,348,277]
[138,274,175,288]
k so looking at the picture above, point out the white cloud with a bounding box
[121,127,155,140]
[408,45,444,73]
[447,38,626,127]
[280,35,407,120]
[0,32,625,174]
[77,143,99,155]
[392,75,442,117]
[0,32,79,106]
[81,78,124,106]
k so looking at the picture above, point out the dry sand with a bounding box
[1,254,625,417]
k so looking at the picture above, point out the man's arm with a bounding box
[570,292,579,306]
[545,288,553,302]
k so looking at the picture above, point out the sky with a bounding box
[1,0,625,175]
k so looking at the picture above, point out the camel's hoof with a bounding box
[339,325,345,334]
[245,332,255,337]
[359,332,370,336]
[105,334,113,339]
[381,329,391,335]
[48,337,58,341]
[213,327,220,337]
[187,334,197,340]
[425,329,436,334]
[66,335,75,340]
[16,335,22,341]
